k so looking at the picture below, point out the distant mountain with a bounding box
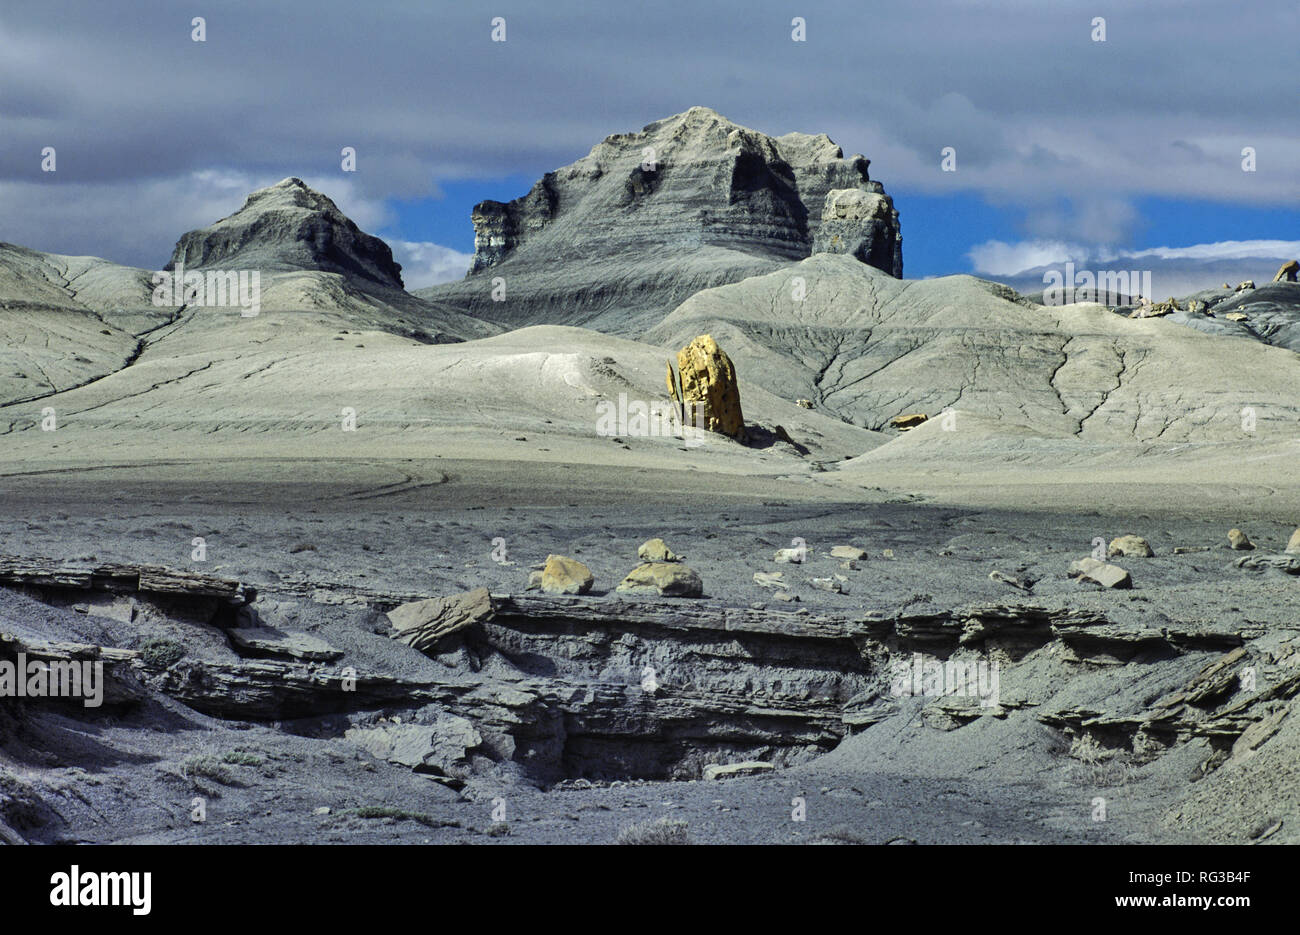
[1004,251,1297,304]
[167,177,406,289]
[416,106,902,335]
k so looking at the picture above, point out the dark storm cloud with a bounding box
[0,0,1294,268]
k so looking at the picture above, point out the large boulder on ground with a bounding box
[541,555,595,595]
[1108,535,1154,558]
[616,562,704,597]
[388,587,494,653]
[344,714,482,778]
[637,538,679,562]
[1228,528,1255,551]
[1068,557,1132,589]
[1286,528,1300,554]
[676,335,745,439]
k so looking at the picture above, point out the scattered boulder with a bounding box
[808,576,846,593]
[753,571,785,589]
[616,562,703,597]
[1272,260,1298,283]
[1131,298,1177,318]
[829,545,868,560]
[344,714,482,779]
[388,587,494,653]
[1286,528,1300,554]
[702,761,774,781]
[637,538,679,562]
[795,398,813,409]
[676,335,745,440]
[1108,535,1154,558]
[1233,554,1300,574]
[1068,557,1132,589]
[1227,529,1254,551]
[774,547,806,563]
[1225,312,1249,322]
[226,627,343,662]
[541,554,595,595]
[1235,280,1256,292]
[890,413,928,430]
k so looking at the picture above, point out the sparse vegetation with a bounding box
[139,637,185,669]
[340,806,458,829]
[1068,732,1116,765]
[181,755,237,786]
[221,751,264,767]
[616,817,691,845]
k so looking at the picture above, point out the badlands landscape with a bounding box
[3,107,1300,846]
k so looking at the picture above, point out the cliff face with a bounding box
[420,107,902,335]
[167,178,405,290]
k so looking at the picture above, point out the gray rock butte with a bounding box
[418,107,902,335]
[167,177,405,289]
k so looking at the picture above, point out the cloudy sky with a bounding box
[2,0,1296,289]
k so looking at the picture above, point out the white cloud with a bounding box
[1121,240,1300,262]
[0,171,394,270]
[967,240,1091,276]
[969,237,1300,277]
[391,241,473,289]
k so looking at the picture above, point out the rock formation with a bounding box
[615,562,704,597]
[540,554,594,595]
[1274,260,1299,283]
[812,188,903,273]
[417,107,902,335]
[167,178,405,289]
[676,334,745,439]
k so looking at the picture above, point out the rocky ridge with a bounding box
[418,107,902,335]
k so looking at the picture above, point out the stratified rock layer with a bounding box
[167,178,405,289]
[418,107,901,335]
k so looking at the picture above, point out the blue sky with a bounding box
[385,183,1300,283]
[1,0,1295,289]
